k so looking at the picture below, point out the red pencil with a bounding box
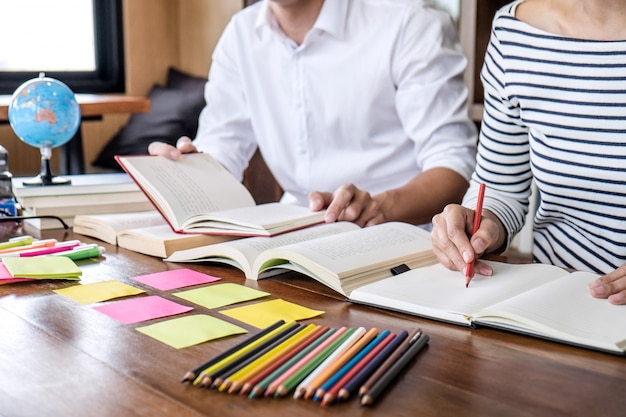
[321,332,396,406]
[465,182,486,287]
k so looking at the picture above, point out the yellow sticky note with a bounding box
[220,298,324,329]
[136,314,247,349]
[54,280,145,305]
[2,256,82,279]
[173,283,270,309]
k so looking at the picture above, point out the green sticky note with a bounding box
[220,298,324,329]
[2,256,82,279]
[173,283,270,309]
[136,314,247,349]
[54,280,145,305]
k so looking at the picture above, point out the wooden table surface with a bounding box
[0,94,151,122]
[0,225,624,417]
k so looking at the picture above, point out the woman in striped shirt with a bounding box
[430,0,626,304]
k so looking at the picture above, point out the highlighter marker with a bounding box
[51,245,105,261]
[0,236,34,250]
[19,240,82,257]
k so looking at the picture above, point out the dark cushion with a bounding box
[92,68,206,171]
[166,67,208,92]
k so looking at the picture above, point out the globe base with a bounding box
[22,155,71,187]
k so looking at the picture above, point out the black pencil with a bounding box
[358,328,421,396]
[336,330,408,401]
[360,332,429,406]
[180,320,286,383]
[210,323,305,390]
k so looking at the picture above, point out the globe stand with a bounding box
[22,144,71,187]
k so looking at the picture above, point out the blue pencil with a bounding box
[313,330,391,402]
[337,330,409,401]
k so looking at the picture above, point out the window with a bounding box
[0,0,125,94]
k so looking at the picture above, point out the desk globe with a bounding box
[8,73,81,186]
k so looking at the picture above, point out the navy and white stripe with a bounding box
[463,1,626,274]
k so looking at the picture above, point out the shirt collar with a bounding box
[254,0,348,40]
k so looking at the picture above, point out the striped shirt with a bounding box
[463,1,626,274]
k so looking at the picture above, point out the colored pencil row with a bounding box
[181,320,429,406]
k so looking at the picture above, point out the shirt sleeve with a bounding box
[192,17,258,182]
[392,6,477,181]
[462,13,533,252]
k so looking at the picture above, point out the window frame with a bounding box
[0,0,125,95]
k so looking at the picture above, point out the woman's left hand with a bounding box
[589,265,626,305]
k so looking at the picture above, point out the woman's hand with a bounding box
[430,203,506,277]
[589,265,626,305]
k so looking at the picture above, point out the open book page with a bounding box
[349,261,572,325]
[73,211,167,244]
[253,222,435,296]
[183,202,326,236]
[165,222,360,279]
[116,153,255,230]
[476,270,626,352]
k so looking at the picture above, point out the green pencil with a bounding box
[277,327,357,397]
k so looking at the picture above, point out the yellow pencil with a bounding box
[193,320,296,386]
[222,324,320,394]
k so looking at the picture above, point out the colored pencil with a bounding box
[308,327,378,400]
[359,328,421,396]
[181,320,286,383]
[239,325,333,396]
[210,323,304,390]
[360,333,429,406]
[323,331,398,405]
[193,320,296,387]
[273,327,357,398]
[294,326,366,399]
[248,327,341,399]
[465,182,486,286]
[337,330,408,401]
[224,324,324,394]
[316,330,392,405]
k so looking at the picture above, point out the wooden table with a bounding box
[0,225,624,417]
[0,94,150,174]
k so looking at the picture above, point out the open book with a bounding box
[349,261,626,355]
[73,211,236,258]
[165,221,436,297]
[115,153,325,236]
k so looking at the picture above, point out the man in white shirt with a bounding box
[149,0,477,228]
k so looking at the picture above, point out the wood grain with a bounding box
[0,225,624,417]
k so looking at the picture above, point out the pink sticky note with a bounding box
[0,262,34,284]
[132,268,220,291]
[93,295,193,324]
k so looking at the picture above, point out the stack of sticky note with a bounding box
[0,236,90,284]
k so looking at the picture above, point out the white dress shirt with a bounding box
[194,0,477,206]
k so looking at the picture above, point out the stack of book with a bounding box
[11,173,154,230]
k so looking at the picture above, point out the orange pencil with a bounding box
[321,332,396,406]
[465,182,486,287]
[308,327,378,400]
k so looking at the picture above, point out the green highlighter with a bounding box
[52,244,105,261]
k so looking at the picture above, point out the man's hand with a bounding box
[148,136,198,160]
[308,183,386,227]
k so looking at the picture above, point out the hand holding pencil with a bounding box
[464,182,486,287]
